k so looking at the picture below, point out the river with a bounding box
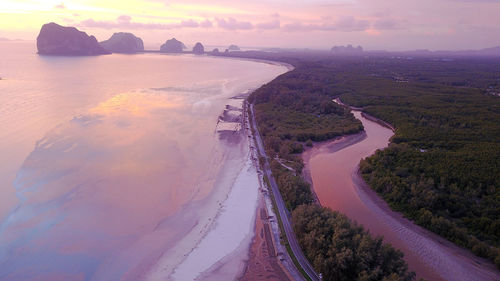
[304,110,500,281]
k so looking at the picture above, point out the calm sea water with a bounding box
[0,41,287,280]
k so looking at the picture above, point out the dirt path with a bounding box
[239,202,292,281]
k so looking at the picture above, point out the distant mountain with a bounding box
[192,42,204,54]
[100,32,144,53]
[400,46,500,57]
[159,38,186,53]
[465,46,500,56]
[228,44,240,51]
[331,44,363,54]
[36,22,110,56]
[0,37,10,41]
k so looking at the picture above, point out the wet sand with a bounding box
[239,202,292,281]
[303,110,500,281]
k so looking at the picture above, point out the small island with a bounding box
[228,44,240,51]
[192,42,204,54]
[160,38,186,53]
[36,22,110,56]
[100,32,144,54]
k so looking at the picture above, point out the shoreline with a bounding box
[152,58,293,280]
[146,51,296,72]
[145,60,292,281]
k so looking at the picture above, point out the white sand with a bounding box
[216,122,242,132]
[171,156,259,280]
[144,143,249,281]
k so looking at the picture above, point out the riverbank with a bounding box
[303,109,500,281]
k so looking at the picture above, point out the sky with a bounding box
[1,0,500,51]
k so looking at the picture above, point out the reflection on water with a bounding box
[1,90,218,279]
[0,42,288,280]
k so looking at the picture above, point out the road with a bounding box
[249,104,321,281]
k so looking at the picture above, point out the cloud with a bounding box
[54,3,66,9]
[80,18,116,29]
[256,20,280,30]
[180,19,199,28]
[372,9,392,18]
[200,19,213,28]
[335,16,370,31]
[78,15,209,30]
[216,18,253,30]
[451,0,500,2]
[283,16,369,32]
[117,15,132,22]
[373,18,407,30]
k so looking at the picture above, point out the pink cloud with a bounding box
[216,18,253,30]
[54,3,66,9]
[117,15,132,22]
[180,19,199,28]
[256,20,280,30]
[373,18,406,30]
[200,19,213,28]
[335,16,369,31]
[78,15,210,30]
[283,16,369,32]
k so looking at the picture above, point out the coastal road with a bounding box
[249,104,321,281]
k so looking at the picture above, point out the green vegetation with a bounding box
[293,205,415,281]
[237,50,500,275]
[248,61,416,280]
[325,57,500,267]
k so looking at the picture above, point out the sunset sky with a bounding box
[1,0,500,50]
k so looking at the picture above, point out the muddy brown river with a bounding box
[304,110,500,281]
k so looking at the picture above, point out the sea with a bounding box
[0,41,288,280]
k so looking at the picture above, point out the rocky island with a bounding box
[159,38,186,53]
[36,22,110,56]
[192,42,204,54]
[100,32,144,53]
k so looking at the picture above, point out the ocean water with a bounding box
[0,41,288,280]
